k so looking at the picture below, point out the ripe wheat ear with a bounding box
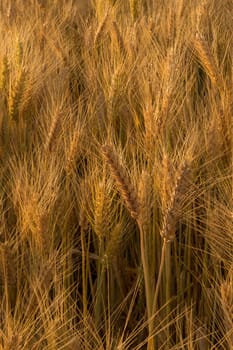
[102,144,139,220]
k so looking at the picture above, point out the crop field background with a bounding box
[0,0,232,349]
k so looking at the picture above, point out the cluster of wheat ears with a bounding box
[0,0,232,349]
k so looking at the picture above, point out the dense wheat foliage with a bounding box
[0,0,232,349]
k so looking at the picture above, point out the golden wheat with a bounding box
[0,1,231,349]
[193,32,222,88]
[161,162,190,242]
[102,144,140,220]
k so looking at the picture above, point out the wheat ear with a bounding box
[161,161,190,242]
[94,12,108,47]
[0,241,16,287]
[167,5,176,45]
[111,21,126,55]
[102,144,139,219]
[94,181,111,240]
[0,55,9,90]
[8,69,27,122]
[45,110,62,151]
[129,0,138,21]
[193,32,222,88]
[15,38,23,68]
[104,223,122,267]
[65,130,81,175]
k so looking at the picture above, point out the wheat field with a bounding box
[0,0,232,349]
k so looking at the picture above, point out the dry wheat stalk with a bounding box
[161,161,190,242]
[102,144,139,219]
